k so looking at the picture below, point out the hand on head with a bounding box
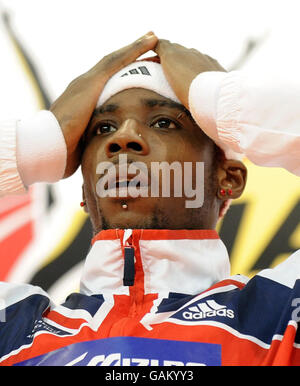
[50,32,158,178]
[154,39,226,109]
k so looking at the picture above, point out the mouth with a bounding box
[96,163,150,199]
[105,173,148,190]
[108,176,148,190]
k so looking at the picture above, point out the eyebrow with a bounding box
[142,98,190,114]
[94,103,119,115]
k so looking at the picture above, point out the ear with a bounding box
[216,159,247,200]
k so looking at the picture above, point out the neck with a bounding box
[80,228,230,298]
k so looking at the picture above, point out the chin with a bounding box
[103,219,153,230]
[95,197,156,229]
[94,197,195,231]
[100,209,153,230]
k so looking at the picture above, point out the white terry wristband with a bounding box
[188,71,228,144]
[0,121,27,195]
[16,110,67,186]
[188,71,243,160]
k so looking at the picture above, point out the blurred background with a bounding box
[0,0,299,304]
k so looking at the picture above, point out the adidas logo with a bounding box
[182,300,234,320]
[121,66,151,77]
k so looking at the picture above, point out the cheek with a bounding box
[81,142,102,192]
[170,139,205,164]
[151,133,190,163]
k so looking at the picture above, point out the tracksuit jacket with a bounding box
[0,70,299,365]
[1,227,300,366]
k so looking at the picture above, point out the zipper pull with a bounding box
[123,229,135,286]
[123,246,135,286]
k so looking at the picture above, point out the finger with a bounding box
[114,31,158,61]
[154,39,172,57]
[91,32,158,77]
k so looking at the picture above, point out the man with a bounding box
[0,33,300,366]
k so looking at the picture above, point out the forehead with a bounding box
[95,88,188,115]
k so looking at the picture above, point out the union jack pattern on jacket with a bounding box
[0,229,300,366]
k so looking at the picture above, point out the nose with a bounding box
[105,119,149,157]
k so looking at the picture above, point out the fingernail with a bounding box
[143,31,155,39]
[136,32,155,44]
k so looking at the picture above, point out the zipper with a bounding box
[122,229,148,317]
[122,229,154,318]
[122,229,135,286]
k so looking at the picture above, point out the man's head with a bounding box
[81,60,247,235]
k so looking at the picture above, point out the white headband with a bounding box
[97,60,180,107]
[97,60,242,161]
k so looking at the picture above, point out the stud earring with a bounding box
[220,189,226,196]
[219,188,233,197]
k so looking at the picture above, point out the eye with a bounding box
[151,118,177,130]
[95,123,117,135]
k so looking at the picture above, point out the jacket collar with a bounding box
[80,229,230,297]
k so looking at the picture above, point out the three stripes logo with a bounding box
[121,66,151,77]
[182,300,234,320]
